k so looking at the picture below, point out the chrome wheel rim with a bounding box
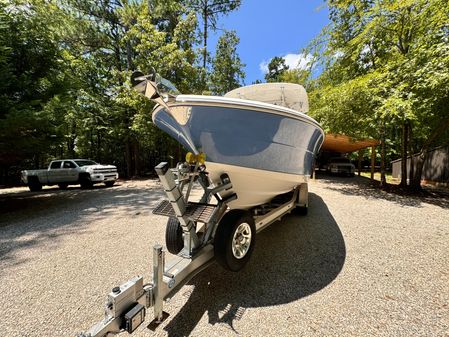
[232,222,252,259]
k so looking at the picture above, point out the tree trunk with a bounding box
[134,140,140,176]
[125,139,133,178]
[67,120,75,158]
[34,154,40,169]
[90,130,94,159]
[357,150,362,176]
[410,151,425,191]
[380,121,387,187]
[96,130,101,163]
[408,121,414,184]
[202,5,208,69]
[400,119,408,187]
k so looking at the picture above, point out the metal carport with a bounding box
[320,133,380,180]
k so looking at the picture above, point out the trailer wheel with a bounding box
[214,210,255,272]
[293,206,308,215]
[165,217,184,255]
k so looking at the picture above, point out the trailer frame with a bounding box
[78,161,308,337]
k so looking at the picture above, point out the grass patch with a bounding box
[359,172,399,184]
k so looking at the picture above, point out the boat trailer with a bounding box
[78,158,309,337]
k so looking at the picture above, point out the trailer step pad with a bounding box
[153,200,216,223]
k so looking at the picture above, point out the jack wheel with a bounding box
[165,217,184,255]
[104,181,115,187]
[214,210,255,272]
[58,183,68,190]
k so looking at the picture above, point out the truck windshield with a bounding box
[331,158,351,164]
[74,160,97,167]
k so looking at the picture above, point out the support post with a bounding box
[358,150,362,177]
[370,145,376,181]
[153,245,164,323]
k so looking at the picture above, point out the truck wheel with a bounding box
[28,182,42,192]
[104,181,115,187]
[80,174,93,189]
[165,217,184,255]
[58,183,68,190]
[214,210,255,272]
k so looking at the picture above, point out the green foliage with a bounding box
[0,0,246,184]
[264,56,289,82]
[0,1,70,171]
[308,0,449,187]
[209,30,245,95]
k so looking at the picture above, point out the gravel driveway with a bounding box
[1,176,448,337]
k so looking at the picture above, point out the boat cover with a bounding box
[224,83,309,113]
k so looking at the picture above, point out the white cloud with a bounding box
[259,60,269,74]
[284,53,312,70]
[259,53,312,75]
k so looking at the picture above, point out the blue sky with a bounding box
[209,0,329,84]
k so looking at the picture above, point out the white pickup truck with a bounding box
[21,159,119,191]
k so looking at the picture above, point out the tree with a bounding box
[187,0,241,70]
[61,0,202,177]
[0,0,247,184]
[264,56,289,82]
[308,0,449,190]
[0,1,71,183]
[209,30,245,95]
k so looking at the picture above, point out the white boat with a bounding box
[133,73,324,209]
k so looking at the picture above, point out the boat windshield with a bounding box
[154,73,180,97]
[75,160,98,167]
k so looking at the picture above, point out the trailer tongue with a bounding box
[78,157,308,336]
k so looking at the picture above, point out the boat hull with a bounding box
[153,96,324,209]
[206,162,307,209]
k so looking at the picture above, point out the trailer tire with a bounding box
[165,217,184,255]
[214,210,255,272]
[293,206,308,215]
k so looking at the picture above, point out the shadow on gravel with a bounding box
[0,180,163,271]
[315,172,449,210]
[163,193,345,336]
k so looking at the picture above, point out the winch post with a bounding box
[153,244,164,322]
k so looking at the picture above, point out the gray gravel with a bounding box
[1,176,448,337]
